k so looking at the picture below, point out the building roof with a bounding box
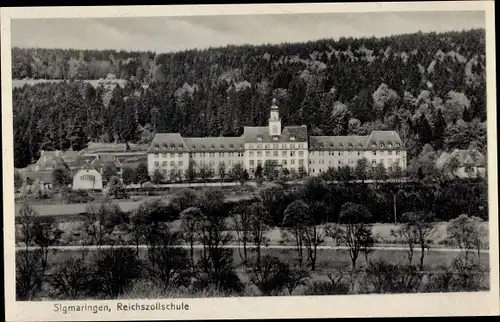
[91,153,123,169]
[34,151,68,171]
[437,149,486,169]
[183,137,245,152]
[83,142,148,154]
[309,135,369,151]
[242,125,308,143]
[148,133,189,152]
[365,131,404,150]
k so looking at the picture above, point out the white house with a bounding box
[72,162,103,190]
[435,149,486,178]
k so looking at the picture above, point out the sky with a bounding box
[11,11,485,53]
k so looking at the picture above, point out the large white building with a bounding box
[147,99,407,180]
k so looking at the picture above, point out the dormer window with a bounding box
[230,144,234,148]
[257,136,263,141]
[339,143,343,148]
[191,145,195,149]
[330,143,334,148]
[388,143,393,148]
[170,143,175,148]
[380,143,385,148]
[349,143,353,148]
[221,144,225,148]
[211,144,215,149]
[371,142,376,148]
[273,137,278,141]
[154,144,160,148]
[162,143,168,148]
[201,144,206,149]
[178,144,183,148]
[290,136,296,141]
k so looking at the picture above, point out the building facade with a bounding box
[147,99,407,180]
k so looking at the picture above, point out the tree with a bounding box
[443,91,470,124]
[14,169,24,192]
[283,200,309,267]
[354,158,369,182]
[180,207,203,268]
[230,209,252,265]
[121,166,135,186]
[52,166,72,191]
[325,202,373,292]
[249,255,290,296]
[254,164,263,183]
[247,202,271,265]
[133,163,149,188]
[49,258,91,299]
[218,161,227,182]
[104,176,127,199]
[284,268,311,295]
[229,163,248,185]
[371,162,388,185]
[400,212,437,270]
[32,217,63,273]
[391,221,418,264]
[199,165,213,185]
[447,214,485,261]
[298,166,307,179]
[186,160,197,182]
[263,160,279,181]
[151,168,164,186]
[102,163,118,184]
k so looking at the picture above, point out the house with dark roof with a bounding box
[435,149,486,178]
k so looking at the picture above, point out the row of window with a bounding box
[156,161,184,167]
[249,159,305,166]
[309,160,402,173]
[310,150,402,157]
[192,152,244,158]
[80,175,96,181]
[248,150,305,158]
[248,143,305,150]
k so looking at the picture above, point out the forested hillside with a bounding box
[12,29,487,169]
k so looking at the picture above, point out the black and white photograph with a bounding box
[2,2,499,320]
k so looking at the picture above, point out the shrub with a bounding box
[360,259,423,294]
[303,281,349,295]
[249,255,291,296]
[49,258,91,299]
[16,249,44,301]
[88,247,142,299]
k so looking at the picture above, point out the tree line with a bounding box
[13,29,486,168]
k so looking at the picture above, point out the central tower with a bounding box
[269,98,281,136]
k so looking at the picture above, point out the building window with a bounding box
[291,159,295,165]
[290,136,296,141]
[170,161,175,167]
[163,153,168,158]
[282,151,287,157]
[162,161,167,167]
[357,151,361,156]
[396,143,401,148]
[249,160,254,166]
[154,161,159,167]
[298,151,304,157]
[388,151,393,155]
[162,169,167,174]
[257,137,263,141]
[257,151,262,157]
[373,151,377,156]
[249,151,254,157]
[396,151,401,155]
[372,160,376,166]
[273,151,278,157]
[265,144,269,149]
[290,151,295,157]
[273,144,278,149]
[282,160,287,165]
[154,153,159,158]
[257,160,262,165]
[179,161,183,167]
[299,159,304,166]
[266,151,270,157]
[282,144,287,149]
[177,153,182,157]
[249,144,253,149]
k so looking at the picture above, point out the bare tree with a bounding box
[283,200,309,267]
[247,202,271,265]
[230,209,252,265]
[447,214,485,261]
[325,202,373,292]
[32,216,63,273]
[180,207,203,268]
[401,212,437,270]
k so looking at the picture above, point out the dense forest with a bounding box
[12,29,487,169]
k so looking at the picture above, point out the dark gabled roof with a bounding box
[183,137,245,152]
[90,154,122,169]
[243,125,307,143]
[148,133,189,152]
[450,149,486,167]
[365,131,404,150]
[309,136,369,150]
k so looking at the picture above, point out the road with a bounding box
[15,244,490,253]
